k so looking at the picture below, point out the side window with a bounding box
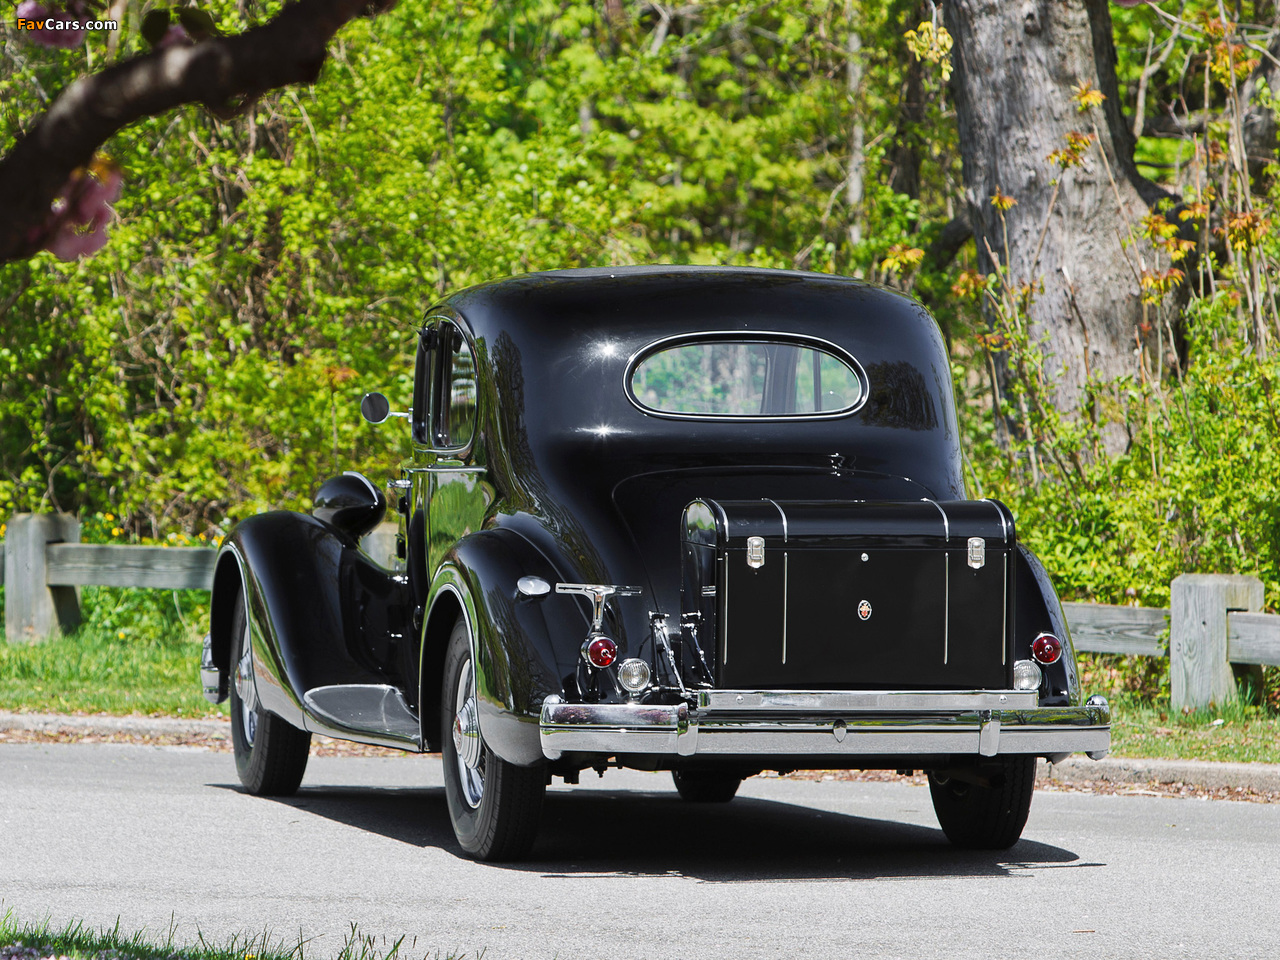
[410,326,435,445]
[435,322,477,449]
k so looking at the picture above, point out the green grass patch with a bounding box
[1109,696,1280,765]
[0,911,476,960]
[0,586,223,718]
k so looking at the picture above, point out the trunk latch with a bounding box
[967,536,986,569]
[746,536,766,568]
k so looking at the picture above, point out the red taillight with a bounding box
[1031,633,1063,665]
[585,636,618,668]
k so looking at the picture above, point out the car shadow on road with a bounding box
[223,782,1095,883]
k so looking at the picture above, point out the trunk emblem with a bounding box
[746,536,765,568]
[967,537,986,569]
[857,599,872,620]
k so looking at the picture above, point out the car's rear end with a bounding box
[540,496,1110,768]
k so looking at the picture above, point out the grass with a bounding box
[0,911,479,960]
[1107,696,1280,765]
[0,586,224,718]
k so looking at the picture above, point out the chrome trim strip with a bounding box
[922,498,950,665]
[944,552,950,665]
[422,464,486,474]
[981,499,1012,666]
[782,551,789,665]
[1002,551,1009,665]
[721,552,729,666]
[697,689,1038,711]
[982,498,1011,544]
[764,498,788,542]
[921,497,950,540]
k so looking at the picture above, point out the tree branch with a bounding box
[0,0,391,263]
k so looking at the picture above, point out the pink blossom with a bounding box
[15,0,88,48]
[39,162,124,261]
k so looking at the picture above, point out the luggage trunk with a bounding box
[680,498,1016,690]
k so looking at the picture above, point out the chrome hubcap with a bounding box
[453,659,484,809]
[235,624,258,746]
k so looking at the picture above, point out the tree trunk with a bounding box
[888,3,928,201]
[946,0,1171,416]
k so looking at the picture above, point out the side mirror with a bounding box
[361,392,391,424]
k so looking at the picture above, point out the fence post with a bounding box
[1170,573,1264,711]
[3,513,82,643]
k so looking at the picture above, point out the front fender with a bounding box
[425,528,589,766]
[212,511,411,732]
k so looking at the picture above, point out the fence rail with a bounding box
[1061,602,1166,657]
[45,543,217,591]
[1,512,1277,711]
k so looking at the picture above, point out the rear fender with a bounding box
[209,512,412,732]
[1014,544,1082,706]
[424,528,586,766]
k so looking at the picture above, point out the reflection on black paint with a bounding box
[860,361,938,430]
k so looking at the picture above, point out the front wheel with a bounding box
[441,614,546,861]
[928,756,1036,850]
[229,591,312,795]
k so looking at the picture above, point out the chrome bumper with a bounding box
[539,690,1111,761]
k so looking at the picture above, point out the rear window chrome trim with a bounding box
[624,330,870,422]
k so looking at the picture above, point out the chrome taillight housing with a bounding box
[1031,632,1063,665]
[583,635,618,668]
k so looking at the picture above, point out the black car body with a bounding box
[201,266,1110,859]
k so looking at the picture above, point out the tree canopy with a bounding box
[4,0,1280,618]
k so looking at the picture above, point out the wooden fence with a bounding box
[2,512,1278,711]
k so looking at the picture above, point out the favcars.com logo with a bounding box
[15,14,118,29]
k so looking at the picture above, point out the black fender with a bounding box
[208,511,413,733]
[1013,544,1082,706]
[422,527,594,767]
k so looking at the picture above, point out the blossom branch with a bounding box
[0,0,393,263]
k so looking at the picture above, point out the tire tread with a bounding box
[928,756,1036,849]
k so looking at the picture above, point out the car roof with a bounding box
[432,266,963,499]
[445,265,920,339]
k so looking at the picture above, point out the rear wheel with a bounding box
[671,769,742,803]
[229,591,312,796]
[441,614,546,861]
[928,756,1036,849]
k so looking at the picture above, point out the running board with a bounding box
[302,684,422,750]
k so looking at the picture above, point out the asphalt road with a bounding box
[2,743,1278,960]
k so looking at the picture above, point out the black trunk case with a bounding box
[680,499,1016,690]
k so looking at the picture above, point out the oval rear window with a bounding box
[629,337,866,419]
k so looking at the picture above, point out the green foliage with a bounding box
[0,0,933,535]
[0,583,214,716]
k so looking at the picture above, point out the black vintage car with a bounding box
[200,266,1110,860]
